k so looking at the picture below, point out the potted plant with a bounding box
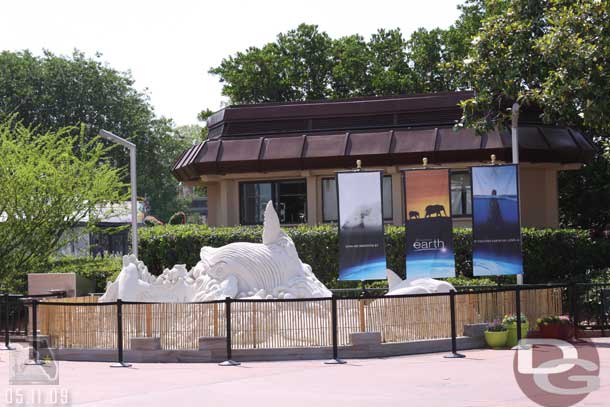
[536,316,573,339]
[484,320,508,348]
[503,314,529,347]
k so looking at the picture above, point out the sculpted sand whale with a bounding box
[100,201,331,302]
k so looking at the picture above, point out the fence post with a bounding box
[1,293,13,351]
[110,299,131,368]
[444,290,465,358]
[600,289,606,338]
[358,299,366,332]
[213,303,219,337]
[570,282,579,339]
[25,299,43,365]
[219,297,240,366]
[325,296,346,364]
[516,285,522,344]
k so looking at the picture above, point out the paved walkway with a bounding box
[1,339,609,406]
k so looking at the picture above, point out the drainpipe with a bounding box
[512,103,523,286]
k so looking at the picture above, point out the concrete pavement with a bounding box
[1,338,609,407]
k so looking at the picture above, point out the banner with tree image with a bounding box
[472,165,523,276]
[337,171,387,281]
[404,169,455,278]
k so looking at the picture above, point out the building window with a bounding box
[450,171,472,217]
[322,178,338,222]
[382,175,393,221]
[239,179,307,225]
[322,175,393,222]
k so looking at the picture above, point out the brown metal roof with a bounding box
[207,91,475,139]
[173,125,596,181]
[173,92,595,181]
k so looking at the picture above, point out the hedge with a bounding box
[138,225,610,286]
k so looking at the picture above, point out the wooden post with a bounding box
[252,302,257,348]
[213,303,219,337]
[145,304,152,337]
[358,300,366,332]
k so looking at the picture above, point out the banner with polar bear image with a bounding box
[337,171,387,281]
[404,168,455,279]
[472,164,523,276]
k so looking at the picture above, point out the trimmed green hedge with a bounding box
[139,225,610,286]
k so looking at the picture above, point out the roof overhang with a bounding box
[172,126,596,182]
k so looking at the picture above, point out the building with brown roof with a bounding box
[172,91,594,228]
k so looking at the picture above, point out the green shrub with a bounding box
[138,225,610,286]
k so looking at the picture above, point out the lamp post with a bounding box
[511,103,523,286]
[99,130,138,258]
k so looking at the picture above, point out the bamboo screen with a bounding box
[38,288,563,351]
[231,300,332,349]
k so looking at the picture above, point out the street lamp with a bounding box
[511,103,523,286]
[99,130,138,258]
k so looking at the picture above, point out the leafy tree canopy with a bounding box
[0,50,192,221]
[0,120,126,290]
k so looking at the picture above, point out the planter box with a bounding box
[539,324,573,339]
[484,331,508,349]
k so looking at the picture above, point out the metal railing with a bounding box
[0,291,66,351]
[27,284,573,366]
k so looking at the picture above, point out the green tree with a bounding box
[368,28,415,95]
[458,0,609,134]
[459,0,610,229]
[559,145,610,231]
[0,120,126,290]
[407,28,449,92]
[329,34,371,98]
[0,50,187,221]
[175,124,207,144]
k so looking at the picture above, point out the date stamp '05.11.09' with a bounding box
[3,343,70,407]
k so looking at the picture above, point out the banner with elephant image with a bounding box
[403,168,455,278]
[471,164,523,276]
[337,171,387,281]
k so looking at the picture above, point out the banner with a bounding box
[472,165,523,276]
[404,169,455,278]
[337,171,387,281]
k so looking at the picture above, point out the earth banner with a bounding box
[403,168,455,279]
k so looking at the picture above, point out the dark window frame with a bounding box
[450,170,472,218]
[321,177,338,223]
[382,175,394,222]
[238,178,308,225]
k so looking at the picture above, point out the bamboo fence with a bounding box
[37,287,563,351]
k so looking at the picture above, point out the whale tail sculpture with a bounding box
[262,201,286,245]
[100,201,331,302]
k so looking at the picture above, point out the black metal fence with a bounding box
[6,283,610,366]
[0,292,66,339]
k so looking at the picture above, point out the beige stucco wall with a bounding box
[198,162,576,228]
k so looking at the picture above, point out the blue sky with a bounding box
[1,0,464,125]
